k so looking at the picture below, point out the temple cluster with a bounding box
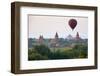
[28,32,87,48]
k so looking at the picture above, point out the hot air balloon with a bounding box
[68,19,77,30]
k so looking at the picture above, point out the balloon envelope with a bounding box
[68,19,77,30]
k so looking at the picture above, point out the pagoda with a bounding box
[76,32,81,40]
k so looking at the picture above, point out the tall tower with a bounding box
[55,32,59,40]
[50,32,60,47]
[38,35,44,44]
[54,32,59,47]
[76,32,80,40]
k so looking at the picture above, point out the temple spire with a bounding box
[55,32,59,38]
[38,35,44,44]
[76,32,80,39]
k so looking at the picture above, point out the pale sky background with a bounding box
[28,15,88,39]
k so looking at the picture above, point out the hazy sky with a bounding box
[28,15,88,39]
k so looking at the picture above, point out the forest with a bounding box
[28,44,88,60]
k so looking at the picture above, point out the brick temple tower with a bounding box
[76,32,81,40]
[55,32,59,40]
[38,35,44,44]
[50,32,59,47]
